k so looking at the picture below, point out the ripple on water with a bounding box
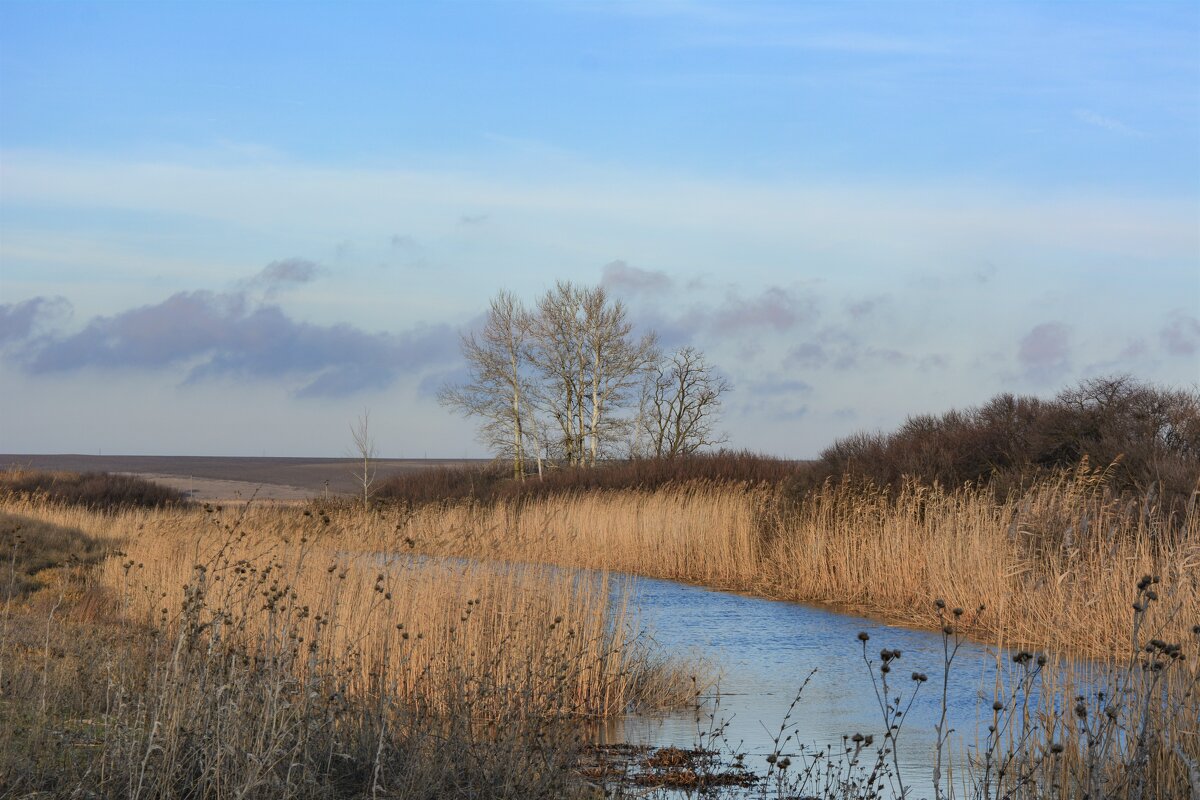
[606,574,1098,797]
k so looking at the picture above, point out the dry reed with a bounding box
[0,497,688,798]
[373,463,1198,659]
[360,463,1199,797]
[4,460,1197,798]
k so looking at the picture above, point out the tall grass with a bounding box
[366,462,1200,797]
[0,498,687,798]
[373,463,1198,658]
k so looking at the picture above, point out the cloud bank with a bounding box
[3,270,458,398]
[0,296,70,344]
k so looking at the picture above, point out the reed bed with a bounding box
[371,463,1198,659]
[359,463,1200,797]
[0,498,687,798]
[4,462,1197,798]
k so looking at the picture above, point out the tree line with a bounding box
[438,282,730,477]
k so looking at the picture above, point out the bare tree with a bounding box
[522,411,554,479]
[526,282,657,466]
[581,286,659,465]
[525,282,585,465]
[443,283,728,472]
[638,346,730,458]
[438,291,532,478]
[349,409,377,509]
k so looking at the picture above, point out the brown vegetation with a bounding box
[0,497,687,798]
[2,467,1197,798]
[818,375,1200,509]
[373,462,1196,659]
[379,375,1199,516]
[0,510,114,598]
[373,448,799,507]
[0,468,190,510]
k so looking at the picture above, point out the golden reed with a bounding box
[0,496,692,796]
[1,497,686,719]
[370,463,1198,659]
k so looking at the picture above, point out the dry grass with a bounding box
[0,510,115,598]
[355,462,1200,797]
[373,462,1198,659]
[761,465,1199,657]
[0,497,688,798]
[3,462,1197,798]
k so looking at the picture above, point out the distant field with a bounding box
[0,454,484,501]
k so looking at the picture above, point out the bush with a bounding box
[818,375,1200,508]
[374,450,803,507]
[378,376,1198,514]
[0,469,189,511]
[373,462,512,506]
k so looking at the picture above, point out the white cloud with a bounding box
[1074,109,1148,138]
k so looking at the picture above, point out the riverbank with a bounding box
[361,468,1200,797]
[364,463,1197,660]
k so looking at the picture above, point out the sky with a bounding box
[1,0,1197,458]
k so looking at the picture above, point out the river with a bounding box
[603,573,1068,797]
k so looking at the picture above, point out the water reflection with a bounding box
[604,574,1068,795]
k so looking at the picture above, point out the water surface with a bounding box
[608,574,1054,795]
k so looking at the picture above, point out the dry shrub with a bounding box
[0,468,189,511]
[818,375,1200,512]
[373,450,800,508]
[372,461,512,507]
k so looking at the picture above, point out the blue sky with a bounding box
[1,0,1197,457]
